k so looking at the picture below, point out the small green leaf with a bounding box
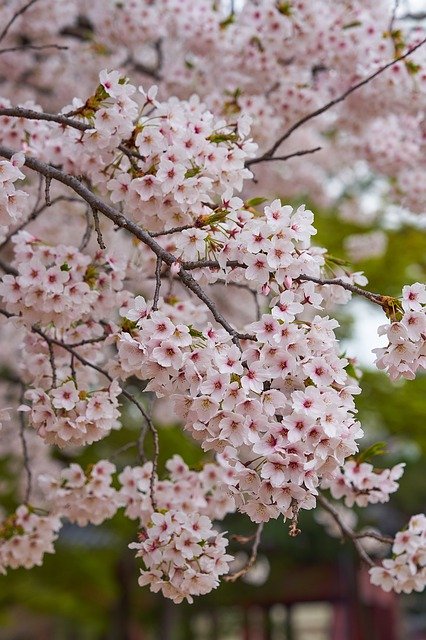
[184,165,201,179]
[276,1,292,16]
[356,441,387,464]
[245,197,268,208]
[405,60,421,75]
[220,14,235,29]
[207,132,238,144]
[342,20,362,30]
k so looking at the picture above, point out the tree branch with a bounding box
[252,37,426,163]
[224,522,264,582]
[317,494,375,567]
[0,0,40,44]
[246,146,322,167]
[296,275,384,305]
[0,43,68,56]
[0,146,248,345]
[0,107,89,131]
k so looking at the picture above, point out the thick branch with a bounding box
[0,107,89,131]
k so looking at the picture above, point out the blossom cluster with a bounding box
[370,514,426,594]
[94,87,256,232]
[0,0,424,602]
[0,231,127,329]
[0,1,424,218]
[130,509,233,603]
[39,460,122,525]
[374,283,426,380]
[0,152,28,238]
[119,455,236,602]
[24,380,121,448]
[0,505,61,575]
[322,459,405,508]
[118,455,235,524]
[115,195,366,525]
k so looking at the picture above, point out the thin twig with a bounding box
[224,523,264,582]
[79,206,93,250]
[44,176,52,206]
[251,37,426,163]
[150,223,198,237]
[246,146,322,167]
[400,12,426,21]
[0,0,40,44]
[92,207,106,250]
[317,494,375,567]
[152,256,162,311]
[0,107,89,131]
[46,340,57,387]
[181,259,246,271]
[296,275,384,305]
[389,0,400,35]
[18,386,32,504]
[354,530,394,545]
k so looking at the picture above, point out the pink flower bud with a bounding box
[284,276,293,290]
[170,261,181,275]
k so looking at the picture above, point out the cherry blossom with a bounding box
[370,515,426,594]
[39,460,122,526]
[0,0,424,603]
[0,506,61,574]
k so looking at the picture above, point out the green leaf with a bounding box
[184,165,201,179]
[220,14,235,29]
[356,441,387,464]
[245,197,268,208]
[342,20,362,29]
[276,1,292,16]
[207,132,238,144]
